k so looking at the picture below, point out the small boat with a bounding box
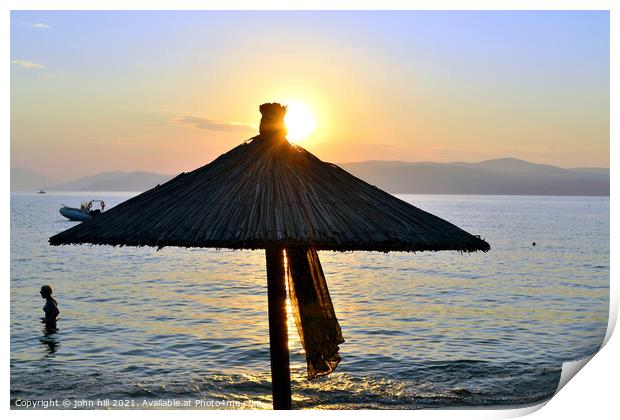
[59,200,106,222]
[38,190,46,194]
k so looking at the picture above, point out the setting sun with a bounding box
[284,103,316,143]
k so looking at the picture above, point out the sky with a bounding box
[11,11,610,181]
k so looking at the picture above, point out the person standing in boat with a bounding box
[40,285,60,325]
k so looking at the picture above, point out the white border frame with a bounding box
[3,2,617,419]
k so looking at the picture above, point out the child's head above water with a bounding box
[40,285,53,299]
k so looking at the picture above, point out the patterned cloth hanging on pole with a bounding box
[286,247,345,379]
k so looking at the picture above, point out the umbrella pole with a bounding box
[265,247,292,410]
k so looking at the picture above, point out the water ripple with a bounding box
[10,193,608,408]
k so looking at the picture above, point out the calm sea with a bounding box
[10,192,609,409]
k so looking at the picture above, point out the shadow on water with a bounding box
[40,320,60,355]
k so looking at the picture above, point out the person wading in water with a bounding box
[40,285,60,325]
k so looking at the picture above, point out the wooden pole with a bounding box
[265,247,292,409]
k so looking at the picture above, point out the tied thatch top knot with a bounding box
[259,103,288,137]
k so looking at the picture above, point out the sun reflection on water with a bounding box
[10,192,609,407]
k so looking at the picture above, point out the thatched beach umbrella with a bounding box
[50,103,489,409]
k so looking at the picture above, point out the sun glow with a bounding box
[284,103,316,143]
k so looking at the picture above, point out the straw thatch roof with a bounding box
[50,104,489,253]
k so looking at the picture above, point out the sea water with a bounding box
[10,193,609,409]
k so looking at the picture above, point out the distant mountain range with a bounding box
[10,167,55,192]
[11,157,609,196]
[48,171,174,192]
[340,158,609,196]
[10,168,174,192]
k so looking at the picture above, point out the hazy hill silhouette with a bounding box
[11,158,609,196]
[44,171,174,192]
[10,167,55,191]
[340,158,609,196]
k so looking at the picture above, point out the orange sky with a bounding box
[11,11,609,180]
